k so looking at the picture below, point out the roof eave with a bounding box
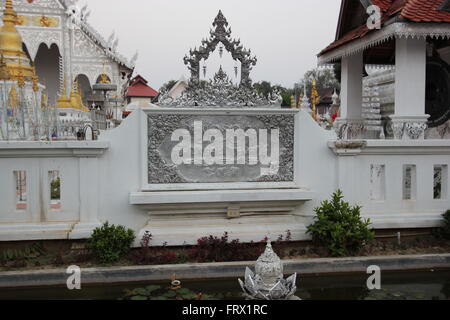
[318,22,450,65]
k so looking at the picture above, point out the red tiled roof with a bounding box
[401,0,450,22]
[319,0,450,57]
[127,75,158,98]
[373,0,395,12]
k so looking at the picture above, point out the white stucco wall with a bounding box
[0,108,448,244]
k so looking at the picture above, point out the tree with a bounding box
[159,80,177,94]
[253,81,273,99]
[297,68,340,96]
[253,82,293,107]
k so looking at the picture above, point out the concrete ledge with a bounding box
[0,222,101,242]
[0,141,109,158]
[0,254,449,288]
[130,189,314,205]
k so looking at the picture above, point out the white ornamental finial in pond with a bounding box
[238,240,299,300]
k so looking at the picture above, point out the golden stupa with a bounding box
[0,0,34,81]
[71,80,90,112]
[56,78,72,109]
[57,78,89,112]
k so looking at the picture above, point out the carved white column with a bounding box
[335,52,364,139]
[390,37,429,140]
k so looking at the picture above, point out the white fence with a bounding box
[0,109,448,245]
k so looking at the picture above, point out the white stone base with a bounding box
[69,222,102,239]
[0,222,100,241]
[132,188,313,246]
[366,212,444,229]
[137,214,308,247]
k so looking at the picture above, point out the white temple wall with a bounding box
[294,111,338,226]
[0,142,109,241]
[329,140,450,229]
[0,108,449,244]
[96,110,148,233]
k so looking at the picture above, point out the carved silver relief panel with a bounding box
[147,113,295,184]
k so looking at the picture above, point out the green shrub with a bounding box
[307,190,374,257]
[88,222,135,264]
[434,210,450,240]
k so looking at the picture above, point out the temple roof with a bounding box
[126,75,158,98]
[1,0,135,70]
[319,0,450,58]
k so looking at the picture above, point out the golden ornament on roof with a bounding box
[99,73,110,84]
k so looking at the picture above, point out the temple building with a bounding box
[0,0,139,140]
[126,75,158,105]
[0,0,49,140]
[318,0,450,140]
[0,0,136,107]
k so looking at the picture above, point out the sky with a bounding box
[81,0,342,90]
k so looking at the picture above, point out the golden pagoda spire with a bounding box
[8,84,18,108]
[41,91,47,109]
[17,58,25,88]
[0,0,34,80]
[32,65,39,92]
[310,80,320,121]
[290,95,296,109]
[0,0,22,53]
[56,75,72,109]
[61,75,68,96]
[69,78,88,111]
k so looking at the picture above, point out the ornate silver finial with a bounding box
[238,240,299,300]
[255,240,284,291]
[160,10,278,108]
[300,83,311,110]
[332,88,340,106]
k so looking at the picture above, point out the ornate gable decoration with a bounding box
[12,0,64,10]
[183,10,257,88]
[161,10,281,108]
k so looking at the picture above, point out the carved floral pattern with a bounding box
[405,122,428,140]
[19,29,62,60]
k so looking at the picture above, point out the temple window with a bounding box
[49,171,61,210]
[14,171,27,211]
[403,165,417,200]
[434,165,448,200]
[370,164,385,201]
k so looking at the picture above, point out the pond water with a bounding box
[0,269,448,300]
